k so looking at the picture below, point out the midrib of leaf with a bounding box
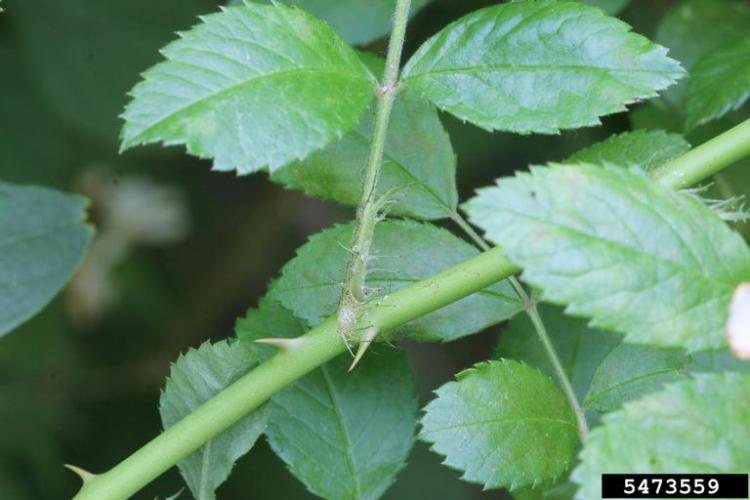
[321,366,362,500]
[198,440,213,500]
[406,64,679,78]
[348,128,453,217]
[583,368,685,409]
[566,331,584,377]
[128,67,370,145]
[427,417,577,432]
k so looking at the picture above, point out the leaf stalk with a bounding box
[452,212,588,437]
[338,0,412,352]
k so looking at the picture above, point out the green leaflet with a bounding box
[238,297,418,499]
[573,373,750,499]
[579,0,629,15]
[584,344,691,413]
[655,0,750,109]
[270,219,522,342]
[121,3,375,173]
[272,56,457,221]
[494,304,621,401]
[269,351,417,500]
[464,164,750,351]
[687,36,750,130]
[421,360,578,491]
[227,0,432,46]
[401,1,683,134]
[0,182,92,337]
[566,130,690,172]
[159,341,268,500]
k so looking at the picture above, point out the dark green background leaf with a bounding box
[655,0,750,112]
[0,182,92,337]
[687,36,750,129]
[6,0,210,145]
[0,47,72,185]
[580,0,629,15]
[228,0,432,46]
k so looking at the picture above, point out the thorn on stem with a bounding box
[349,327,379,372]
[254,337,305,353]
[64,464,97,484]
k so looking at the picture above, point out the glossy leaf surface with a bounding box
[121,3,375,173]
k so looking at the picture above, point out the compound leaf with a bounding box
[272,55,457,221]
[270,219,522,341]
[566,130,690,171]
[494,304,621,401]
[464,164,750,351]
[687,36,750,130]
[160,340,268,500]
[0,182,92,337]
[401,1,683,134]
[228,0,432,46]
[121,3,375,173]
[584,344,691,413]
[421,360,578,491]
[573,373,750,499]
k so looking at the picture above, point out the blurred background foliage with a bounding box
[1,0,749,498]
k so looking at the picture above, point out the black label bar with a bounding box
[601,474,749,498]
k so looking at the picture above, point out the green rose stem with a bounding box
[337,0,412,367]
[73,126,750,500]
[653,118,750,189]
